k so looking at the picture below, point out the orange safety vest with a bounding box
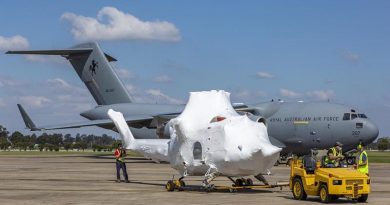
[114,148,126,162]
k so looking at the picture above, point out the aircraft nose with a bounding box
[363,120,379,144]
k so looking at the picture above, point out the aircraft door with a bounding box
[193,141,202,160]
[294,122,309,148]
[310,122,332,149]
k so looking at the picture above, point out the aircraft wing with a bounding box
[35,117,153,131]
[17,104,152,131]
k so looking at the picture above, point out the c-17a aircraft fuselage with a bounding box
[79,101,378,155]
[9,42,379,156]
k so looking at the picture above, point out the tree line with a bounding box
[0,125,120,152]
[1,124,389,152]
[366,137,389,151]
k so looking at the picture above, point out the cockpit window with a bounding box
[343,113,350,120]
[358,114,367,118]
[351,113,358,120]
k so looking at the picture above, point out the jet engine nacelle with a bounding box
[247,114,267,127]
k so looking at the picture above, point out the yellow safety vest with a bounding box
[325,147,339,164]
[357,151,368,174]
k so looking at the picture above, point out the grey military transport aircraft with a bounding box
[7,42,379,156]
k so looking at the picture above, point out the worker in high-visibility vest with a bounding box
[114,143,129,183]
[324,141,344,168]
[355,143,369,175]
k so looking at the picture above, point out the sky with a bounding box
[0,1,389,138]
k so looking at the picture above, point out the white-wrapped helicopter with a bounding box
[107,90,281,190]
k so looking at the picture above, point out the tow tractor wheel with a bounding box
[292,178,307,200]
[357,194,368,202]
[319,184,330,203]
[166,180,175,192]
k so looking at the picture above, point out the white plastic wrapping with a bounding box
[167,90,281,176]
[108,90,281,178]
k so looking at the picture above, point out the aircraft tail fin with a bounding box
[107,109,135,149]
[7,42,132,105]
[17,104,39,131]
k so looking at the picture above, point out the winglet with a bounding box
[17,104,40,131]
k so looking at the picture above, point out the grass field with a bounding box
[367,151,390,163]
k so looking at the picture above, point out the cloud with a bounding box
[19,96,51,107]
[280,88,302,98]
[306,90,335,101]
[61,7,181,42]
[234,90,266,99]
[115,68,135,79]
[342,50,360,63]
[125,84,182,104]
[0,76,19,87]
[24,55,67,64]
[125,84,137,94]
[0,98,6,107]
[0,35,29,51]
[153,75,171,83]
[256,71,274,79]
[229,89,267,103]
[146,89,182,104]
[47,78,72,89]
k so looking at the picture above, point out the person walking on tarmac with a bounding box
[114,143,129,183]
[355,143,369,175]
[324,142,344,168]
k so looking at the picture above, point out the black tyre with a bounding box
[246,178,254,186]
[319,184,330,203]
[235,178,244,186]
[357,194,368,202]
[274,161,279,166]
[330,195,339,201]
[292,178,307,200]
[166,180,175,192]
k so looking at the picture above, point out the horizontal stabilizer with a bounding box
[40,116,153,130]
[16,104,153,131]
[6,48,92,56]
[6,49,117,62]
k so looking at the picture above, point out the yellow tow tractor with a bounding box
[290,156,370,203]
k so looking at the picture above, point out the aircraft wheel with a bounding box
[357,194,368,202]
[319,184,330,203]
[166,180,175,192]
[205,184,215,192]
[292,178,307,200]
[235,178,244,186]
[246,178,253,186]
